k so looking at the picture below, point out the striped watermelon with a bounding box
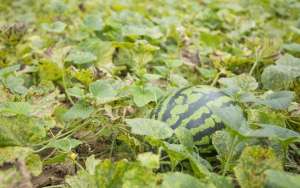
[151,85,233,146]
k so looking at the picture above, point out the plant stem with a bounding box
[109,134,117,159]
[211,72,221,86]
[62,68,74,105]
[249,48,260,76]
[222,136,238,176]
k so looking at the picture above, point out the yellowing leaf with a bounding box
[137,152,159,169]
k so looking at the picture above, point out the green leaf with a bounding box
[42,21,66,33]
[0,115,46,146]
[137,152,160,169]
[261,66,293,90]
[133,90,154,107]
[212,106,300,142]
[143,73,162,81]
[219,74,258,92]
[188,152,213,178]
[0,64,20,79]
[65,170,98,188]
[174,127,194,151]
[125,118,174,139]
[66,159,158,188]
[121,165,158,188]
[63,101,94,121]
[28,35,44,50]
[161,172,206,188]
[210,105,249,135]
[85,155,101,175]
[67,87,85,98]
[164,59,183,68]
[234,146,282,188]
[83,13,103,31]
[66,49,97,65]
[255,91,295,109]
[47,138,82,152]
[212,131,245,169]
[122,25,163,39]
[261,54,300,90]
[265,170,300,188]
[0,102,32,116]
[197,67,218,79]
[162,142,211,177]
[169,74,189,87]
[245,124,300,142]
[130,84,163,107]
[131,86,155,107]
[5,75,28,95]
[207,173,234,188]
[38,61,63,81]
[247,108,286,126]
[283,43,300,53]
[44,153,69,164]
[89,80,117,103]
[25,152,43,176]
[200,31,222,49]
[161,143,187,167]
[78,39,115,65]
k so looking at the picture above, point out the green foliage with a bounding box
[261,54,300,90]
[83,13,103,31]
[161,172,206,188]
[4,75,28,95]
[47,138,82,152]
[89,80,118,103]
[254,91,295,110]
[283,43,300,54]
[0,102,32,116]
[126,118,174,139]
[234,146,282,188]
[161,142,212,177]
[0,115,46,146]
[210,105,248,135]
[38,61,63,81]
[1,0,300,186]
[66,49,97,65]
[0,146,42,176]
[63,101,95,121]
[137,152,160,169]
[265,170,300,188]
[206,173,234,188]
[41,21,66,33]
[174,127,194,151]
[219,74,258,93]
[212,105,300,143]
[65,156,159,188]
[129,84,163,107]
[212,131,246,173]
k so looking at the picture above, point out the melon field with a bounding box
[1,0,300,187]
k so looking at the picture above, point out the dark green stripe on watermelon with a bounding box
[193,122,224,141]
[150,85,233,145]
[168,91,227,129]
[159,86,192,121]
[150,86,191,119]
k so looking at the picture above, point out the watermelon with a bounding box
[150,85,233,146]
